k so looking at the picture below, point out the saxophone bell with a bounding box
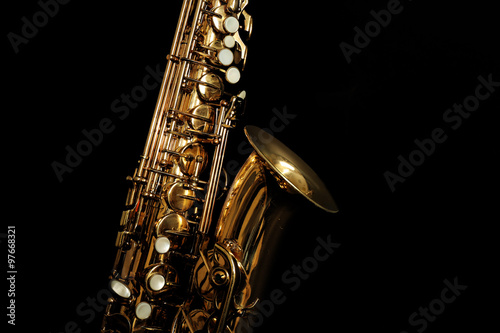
[243,125,338,213]
[186,126,337,332]
[100,1,339,332]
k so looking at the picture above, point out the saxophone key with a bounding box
[223,16,240,34]
[196,73,224,101]
[211,5,240,34]
[190,108,214,133]
[225,66,241,84]
[135,302,152,320]
[167,182,196,212]
[144,263,180,296]
[109,279,132,299]
[237,89,246,100]
[156,213,190,238]
[148,273,166,291]
[223,35,235,48]
[205,38,237,68]
[154,236,171,254]
[178,142,208,176]
[217,48,234,66]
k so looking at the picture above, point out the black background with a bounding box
[3,0,499,332]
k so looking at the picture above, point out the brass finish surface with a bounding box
[100,1,338,332]
[245,126,339,213]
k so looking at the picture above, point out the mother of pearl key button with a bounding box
[225,66,241,84]
[218,48,234,66]
[224,16,239,33]
[223,35,235,48]
[135,302,152,320]
[149,273,166,291]
[155,236,170,254]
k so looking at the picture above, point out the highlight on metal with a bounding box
[100,1,338,332]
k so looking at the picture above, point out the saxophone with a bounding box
[101,0,338,332]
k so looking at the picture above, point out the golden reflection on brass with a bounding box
[101,1,338,332]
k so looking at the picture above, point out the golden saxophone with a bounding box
[101,0,338,332]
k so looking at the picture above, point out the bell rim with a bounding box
[244,125,339,214]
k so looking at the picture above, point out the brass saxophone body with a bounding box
[101,1,338,332]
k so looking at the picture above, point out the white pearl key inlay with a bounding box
[224,16,239,34]
[218,48,234,66]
